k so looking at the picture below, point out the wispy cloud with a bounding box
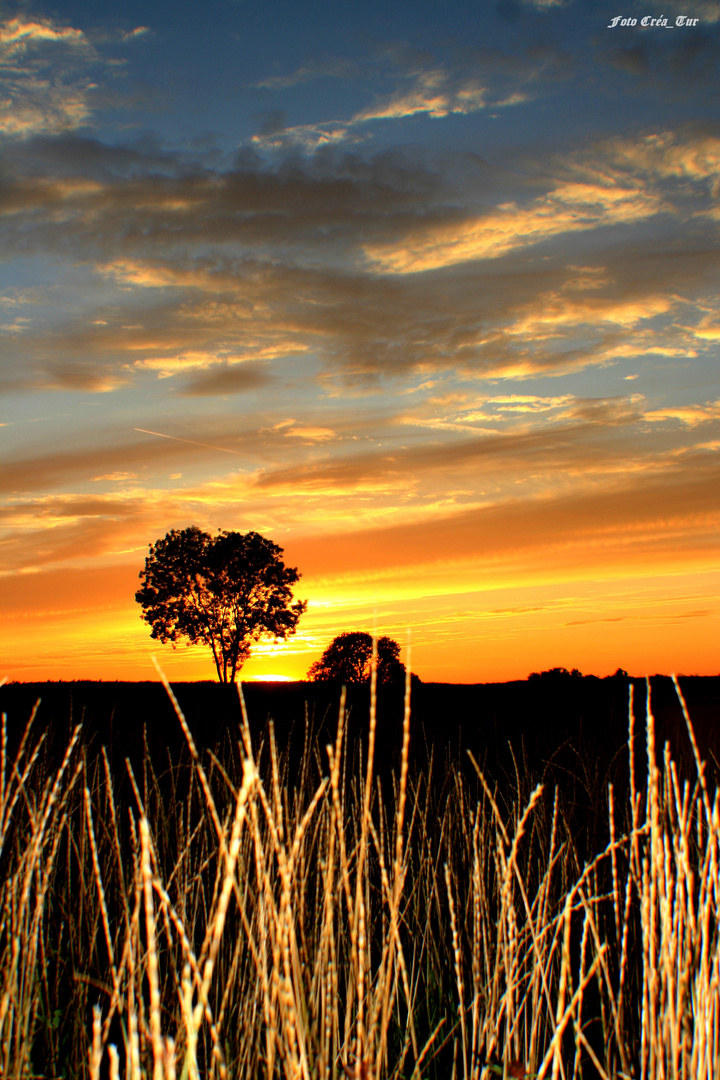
[645,399,720,426]
[250,73,492,152]
[254,56,364,90]
[253,401,648,495]
[0,17,86,58]
[178,362,273,396]
[249,43,554,152]
[0,15,146,139]
[353,70,487,121]
[3,402,719,573]
[364,180,665,272]
[1,127,716,391]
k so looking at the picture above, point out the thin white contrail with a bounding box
[133,427,243,454]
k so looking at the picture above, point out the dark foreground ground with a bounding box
[1,672,718,1077]
[2,671,719,757]
[2,672,719,848]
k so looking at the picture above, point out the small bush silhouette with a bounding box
[307,631,405,684]
[528,666,583,681]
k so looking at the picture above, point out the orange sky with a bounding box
[4,469,720,681]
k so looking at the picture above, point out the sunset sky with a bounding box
[2,0,720,683]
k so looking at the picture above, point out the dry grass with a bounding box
[0,669,718,1080]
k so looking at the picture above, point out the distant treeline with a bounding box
[2,674,718,849]
[2,673,719,765]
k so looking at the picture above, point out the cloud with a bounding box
[635,0,720,23]
[601,130,720,189]
[2,360,719,592]
[120,27,149,41]
[178,362,273,395]
[281,447,720,592]
[364,180,665,273]
[0,126,718,398]
[353,71,487,122]
[0,17,86,57]
[249,41,567,153]
[11,127,710,273]
[692,321,720,340]
[250,70,491,152]
[3,401,718,583]
[252,36,574,147]
[400,392,610,432]
[0,16,145,139]
[1,429,247,494]
[253,401,647,494]
[250,121,356,153]
[0,358,128,394]
[254,56,364,90]
[1,241,716,393]
[381,461,720,565]
[598,19,720,94]
[645,399,720,426]
[252,109,287,137]
[281,425,336,442]
[43,362,128,392]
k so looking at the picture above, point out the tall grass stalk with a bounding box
[0,673,718,1079]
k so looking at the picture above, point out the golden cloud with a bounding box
[364,181,664,273]
[0,17,98,138]
[645,400,720,426]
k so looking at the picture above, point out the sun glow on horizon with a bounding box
[247,674,295,682]
[2,548,719,684]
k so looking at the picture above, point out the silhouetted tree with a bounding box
[307,632,405,684]
[136,526,306,683]
[528,667,583,681]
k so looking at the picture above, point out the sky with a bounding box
[1,0,719,683]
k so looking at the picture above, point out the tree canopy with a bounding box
[528,667,583,681]
[307,632,405,684]
[135,526,306,683]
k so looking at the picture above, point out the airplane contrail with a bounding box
[133,427,243,454]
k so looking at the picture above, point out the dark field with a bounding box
[4,670,720,781]
[1,673,719,1080]
[3,672,719,853]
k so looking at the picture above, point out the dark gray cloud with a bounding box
[453,40,575,86]
[0,146,468,271]
[0,125,718,401]
[179,362,273,395]
[252,109,288,137]
[2,233,718,394]
[597,24,720,93]
[2,124,709,278]
[0,132,186,178]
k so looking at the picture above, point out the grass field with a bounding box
[0,667,718,1080]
